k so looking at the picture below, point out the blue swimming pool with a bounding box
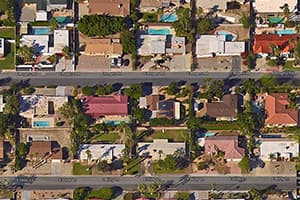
[274,29,296,35]
[160,14,178,22]
[197,132,215,138]
[55,16,71,24]
[147,28,170,35]
[31,27,51,35]
[33,121,50,127]
[104,121,121,126]
[216,31,234,41]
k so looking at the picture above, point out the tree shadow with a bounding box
[111,186,123,199]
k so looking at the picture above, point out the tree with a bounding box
[86,150,92,163]
[96,187,113,200]
[246,51,256,70]
[177,192,191,200]
[4,96,20,115]
[207,80,224,99]
[123,84,142,99]
[158,150,163,160]
[243,79,258,97]
[258,74,276,92]
[197,17,212,34]
[98,160,111,172]
[238,156,251,173]
[62,46,71,59]
[78,15,125,37]
[294,39,300,64]
[16,143,28,158]
[167,82,179,95]
[173,8,194,42]
[237,112,255,137]
[282,3,290,18]
[239,13,254,29]
[163,155,178,170]
[186,116,202,131]
[121,30,136,54]
[137,183,146,194]
[133,108,146,124]
[73,187,91,200]
[82,86,95,96]
[22,86,35,95]
[17,45,34,63]
[49,17,58,30]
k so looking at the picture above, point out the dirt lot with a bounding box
[19,128,71,148]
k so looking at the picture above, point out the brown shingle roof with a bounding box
[83,38,122,56]
[204,136,245,160]
[146,95,160,110]
[88,0,130,17]
[28,141,63,160]
[206,94,239,118]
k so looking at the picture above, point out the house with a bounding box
[82,95,130,123]
[27,141,63,161]
[204,136,245,161]
[137,139,186,160]
[258,138,299,160]
[195,0,245,13]
[139,95,181,120]
[0,38,5,57]
[20,35,50,55]
[196,35,245,58]
[264,93,299,127]
[78,144,125,162]
[253,0,297,13]
[137,35,186,56]
[23,0,68,12]
[253,34,298,57]
[81,38,123,58]
[88,0,130,17]
[139,0,163,12]
[19,95,68,128]
[206,94,240,121]
[53,30,69,53]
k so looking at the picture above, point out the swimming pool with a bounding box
[197,132,215,138]
[268,17,284,24]
[104,121,121,126]
[274,29,296,35]
[216,31,234,41]
[147,28,170,35]
[160,14,178,22]
[31,27,51,35]
[55,16,71,24]
[33,121,50,127]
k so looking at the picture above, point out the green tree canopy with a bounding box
[82,86,95,96]
[197,17,212,34]
[123,83,142,99]
[121,30,136,55]
[78,15,125,37]
[238,156,251,173]
[239,13,254,29]
[172,8,193,41]
[167,82,180,95]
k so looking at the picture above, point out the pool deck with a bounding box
[255,27,295,34]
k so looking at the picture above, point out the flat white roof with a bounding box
[21,35,49,54]
[54,30,69,53]
[138,34,166,56]
[258,139,299,159]
[79,144,125,161]
[254,0,297,13]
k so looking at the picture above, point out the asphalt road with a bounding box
[0,71,297,86]
[0,175,296,191]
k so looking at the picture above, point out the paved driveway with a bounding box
[77,55,110,72]
[231,56,241,73]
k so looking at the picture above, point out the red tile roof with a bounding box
[265,93,298,126]
[253,34,298,54]
[204,136,245,160]
[83,95,128,118]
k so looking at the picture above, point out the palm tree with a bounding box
[86,150,92,164]
[158,150,163,160]
[137,183,146,194]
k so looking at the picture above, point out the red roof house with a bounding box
[264,93,298,126]
[253,34,297,55]
[204,136,245,161]
[83,95,129,118]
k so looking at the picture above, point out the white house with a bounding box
[137,139,185,160]
[196,35,245,58]
[20,35,50,55]
[53,30,69,53]
[258,138,299,160]
[253,0,297,13]
[36,11,48,21]
[78,144,126,162]
[0,38,4,57]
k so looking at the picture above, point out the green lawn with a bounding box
[152,162,186,174]
[139,129,186,142]
[0,27,15,69]
[73,163,92,175]
[90,132,120,143]
[282,61,300,71]
[201,121,240,130]
[124,158,142,175]
[142,12,158,22]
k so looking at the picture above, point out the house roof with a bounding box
[206,94,239,118]
[195,0,230,11]
[83,38,122,56]
[264,93,299,125]
[139,0,162,9]
[0,139,4,159]
[49,0,68,4]
[204,136,245,160]
[258,138,299,158]
[24,0,47,10]
[146,95,160,110]
[88,0,130,17]
[253,34,298,54]
[27,141,63,160]
[78,144,125,161]
[83,95,129,118]
[254,0,297,13]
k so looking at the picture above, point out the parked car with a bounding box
[117,57,123,67]
[111,58,117,66]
